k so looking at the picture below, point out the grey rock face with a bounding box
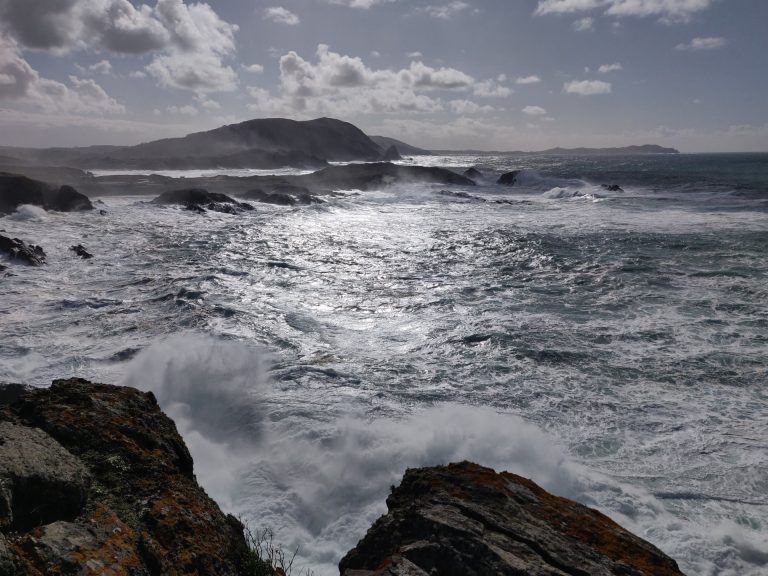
[340,461,684,576]
[0,235,46,266]
[0,422,90,532]
[496,170,520,185]
[0,533,15,576]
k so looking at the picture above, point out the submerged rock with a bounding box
[152,188,254,215]
[340,461,684,576]
[0,173,94,215]
[435,189,486,202]
[602,184,624,192]
[0,235,46,266]
[0,378,252,575]
[497,170,521,185]
[69,244,93,259]
[463,166,482,179]
[242,185,323,206]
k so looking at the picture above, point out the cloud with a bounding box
[675,36,727,51]
[0,37,124,114]
[564,79,612,95]
[449,99,494,114]
[535,0,713,23]
[248,44,502,117]
[573,16,594,31]
[89,59,112,75]
[0,0,239,93]
[523,105,547,116]
[243,63,265,73]
[167,104,198,116]
[515,75,542,85]
[326,0,397,8]
[263,6,300,25]
[597,62,622,73]
[416,1,471,19]
[473,79,512,98]
[406,51,423,59]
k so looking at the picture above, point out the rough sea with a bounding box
[2,153,767,575]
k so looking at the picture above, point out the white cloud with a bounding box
[248,44,502,117]
[89,59,112,74]
[473,79,512,98]
[129,70,147,78]
[573,16,594,31]
[535,0,713,23]
[243,63,265,73]
[515,75,542,85]
[0,37,124,114]
[167,104,198,116]
[0,0,239,94]
[675,36,727,51]
[449,99,494,114]
[416,1,471,19]
[406,51,423,59]
[523,105,547,116]
[564,79,612,95]
[326,0,397,8]
[597,62,622,73]
[263,6,300,25]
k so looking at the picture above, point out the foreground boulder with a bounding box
[152,188,254,215]
[0,173,94,215]
[0,235,45,266]
[340,461,683,576]
[0,379,252,575]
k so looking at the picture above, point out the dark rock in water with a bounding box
[497,170,521,185]
[0,234,46,266]
[242,185,323,206]
[293,162,474,191]
[463,166,482,179]
[340,461,684,576]
[243,188,296,206]
[0,378,252,575]
[69,244,93,259]
[381,145,402,161]
[0,173,93,214]
[152,188,253,215]
[602,184,624,192]
[99,209,107,215]
[435,190,486,202]
[0,421,91,532]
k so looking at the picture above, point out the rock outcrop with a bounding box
[0,235,46,266]
[291,162,475,191]
[340,461,684,576]
[496,170,520,186]
[152,188,254,215]
[463,167,482,179]
[70,244,93,259]
[0,173,94,215]
[243,186,323,206]
[0,378,252,576]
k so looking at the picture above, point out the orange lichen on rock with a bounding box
[340,461,685,576]
[0,378,251,576]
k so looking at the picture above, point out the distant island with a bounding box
[0,117,679,175]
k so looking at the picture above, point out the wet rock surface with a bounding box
[0,378,252,576]
[152,188,254,215]
[340,461,684,576]
[0,235,46,266]
[243,185,324,206]
[0,173,94,215]
[70,244,93,259]
[497,170,521,185]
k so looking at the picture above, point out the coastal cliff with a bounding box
[1,380,684,575]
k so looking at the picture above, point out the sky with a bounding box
[0,0,766,152]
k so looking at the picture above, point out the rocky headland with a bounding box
[0,379,685,576]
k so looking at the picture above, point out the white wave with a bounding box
[11,204,47,221]
[119,333,768,576]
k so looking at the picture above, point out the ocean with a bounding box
[1,153,767,575]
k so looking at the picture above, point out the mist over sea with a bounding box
[2,153,767,575]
